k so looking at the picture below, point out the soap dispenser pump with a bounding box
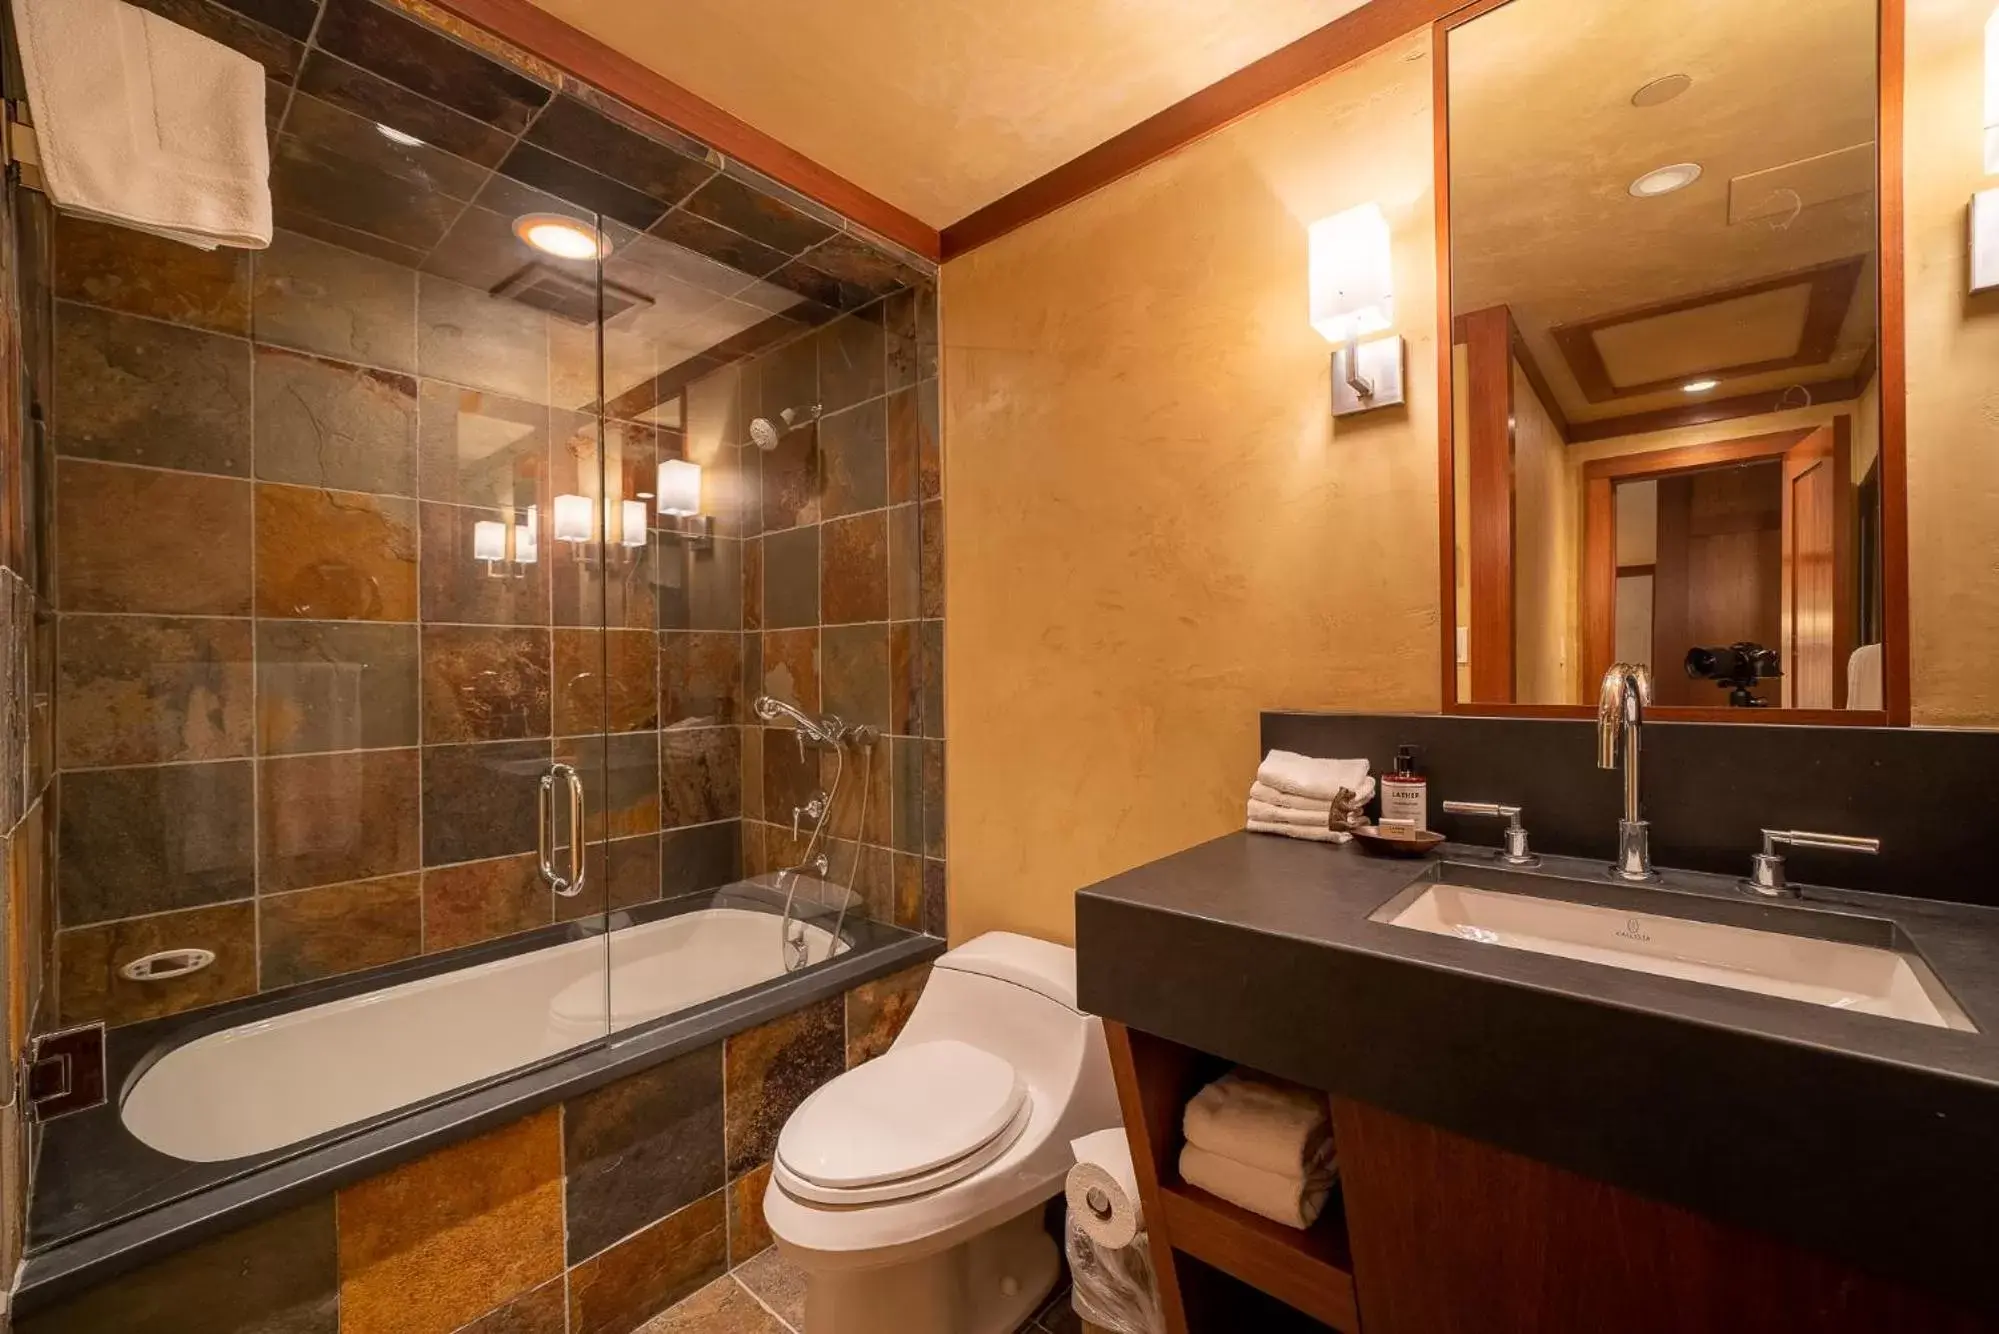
[1380,745,1428,831]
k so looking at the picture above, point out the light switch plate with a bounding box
[1973,189,1999,296]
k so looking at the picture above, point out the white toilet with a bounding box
[763,932,1120,1334]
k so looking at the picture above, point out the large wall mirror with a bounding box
[1437,0,1904,723]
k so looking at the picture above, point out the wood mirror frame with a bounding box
[1431,0,1909,726]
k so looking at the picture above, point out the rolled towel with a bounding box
[1256,751,1370,803]
[1247,798,1330,828]
[1179,1142,1337,1230]
[1184,1070,1332,1176]
[1247,820,1350,844]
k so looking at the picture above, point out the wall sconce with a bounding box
[1973,9,1999,294]
[1310,202,1405,416]
[552,493,593,545]
[473,511,538,578]
[657,458,712,545]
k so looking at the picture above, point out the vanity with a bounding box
[1076,711,1999,1333]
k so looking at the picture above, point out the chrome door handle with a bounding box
[540,763,587,897]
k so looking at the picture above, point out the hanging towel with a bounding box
[11,0,271,249]
[1184,1070,1333,1177]
[1179,1142,1337,1231]
[1256,750,1370,803]
[1847,643,1883,711]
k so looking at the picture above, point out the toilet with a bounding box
[763,932,1120,1334]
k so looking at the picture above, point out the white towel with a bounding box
[1256,750,1370,803]
[1179,1142,1337,1231]
[1247,798,1330,829]
[1248,781,1329,812]
[11,0,272,250]
[1184,1070,1332,1177]
[1847,643,1883,711]
[1247,820,1350,844]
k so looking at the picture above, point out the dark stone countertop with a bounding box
[1076,832,1999,1315]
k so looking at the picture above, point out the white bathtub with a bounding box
[121,906,841,1164]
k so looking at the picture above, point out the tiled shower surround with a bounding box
[47,213,941,1026]
[39,0,944,1030]
[3,0,947,1323]
[16,962,932,1334]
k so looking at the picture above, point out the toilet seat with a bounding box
[774,1040,1031,1205]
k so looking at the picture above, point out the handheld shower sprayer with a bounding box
[748,404,821,451]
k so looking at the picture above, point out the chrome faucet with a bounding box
[1597,663,1656,881]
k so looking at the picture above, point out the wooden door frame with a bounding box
[1433,0,1910,726]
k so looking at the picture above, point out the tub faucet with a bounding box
[1597,663,1656,881]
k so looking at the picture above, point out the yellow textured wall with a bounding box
[1511,359,1576,704]
[939,33,1440,944]
[1905,0,1999,726]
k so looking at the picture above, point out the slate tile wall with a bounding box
[16,961,934,1334]
[41,0,943,1028]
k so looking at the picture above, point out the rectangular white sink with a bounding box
[1377,883,1974,1031]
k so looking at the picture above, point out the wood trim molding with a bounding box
[1563,368,1874,444]
[1579,428,1813,483]
[425,0,941,260]
[1462,306,1517,701]
[1878,0,1912,726]
[939,0,1466,260]
[1549,256,1869,404]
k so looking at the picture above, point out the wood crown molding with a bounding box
[426,0,941,261]
[938,0,1467,260]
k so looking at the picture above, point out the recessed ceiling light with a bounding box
[512,213,610,260]
[1629,163,1703,198]
[1631,74,1693,108]
[1683,379,1720,394]
[375,123,425,148]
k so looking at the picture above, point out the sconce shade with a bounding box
[472,520,505,561]
[553,493,592,543]
[658,458,702,517]
[621,499,649,547]
[1309,202,1394,343]
[515,524,538,564]
[1987,7,1999,173]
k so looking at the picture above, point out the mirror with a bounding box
[1441,0,1892,718]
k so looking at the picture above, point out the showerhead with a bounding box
[748,404,820,451]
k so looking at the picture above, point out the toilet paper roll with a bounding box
[1067,1127,1143,1249]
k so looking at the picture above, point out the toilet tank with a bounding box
[895,933,1115,1124]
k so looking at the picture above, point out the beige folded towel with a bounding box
[1179,1142,1337,1230]
[1247,819,1349,844]
[1256,750,1370,803]
[1184,1070,1332,1176]
[11,0,272,249]
[1247,798,1331,828]
[1248,780,1329,812]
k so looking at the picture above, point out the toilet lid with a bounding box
[776,1040,1028,1190]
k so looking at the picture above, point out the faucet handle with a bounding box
[1440,800,1539,867]
[1746,829,1881,898]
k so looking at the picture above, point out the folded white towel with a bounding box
[1247,820,1350,844]
[1184,1070,1332,1177]
[1179,1142,1337,1231]
[11,0,272,250]
[1256,751,1370,803]
[1248,781,1328,812]
[1246,798,1330,828]
[1847,642,1883,711]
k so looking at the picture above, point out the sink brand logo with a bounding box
[1615,916,1652,943]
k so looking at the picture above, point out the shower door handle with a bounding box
[540,763,587,898]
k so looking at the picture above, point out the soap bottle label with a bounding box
[1381,780,1427,831]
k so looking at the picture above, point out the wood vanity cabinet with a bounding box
[1106,1022,1993,1334]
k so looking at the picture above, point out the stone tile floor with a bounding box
[642,1246,1083,1334]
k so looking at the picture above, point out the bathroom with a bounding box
[0,0,1994,1329]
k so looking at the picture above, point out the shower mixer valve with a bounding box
[792,794,828,841]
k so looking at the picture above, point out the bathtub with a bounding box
[121,905,841,1164]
